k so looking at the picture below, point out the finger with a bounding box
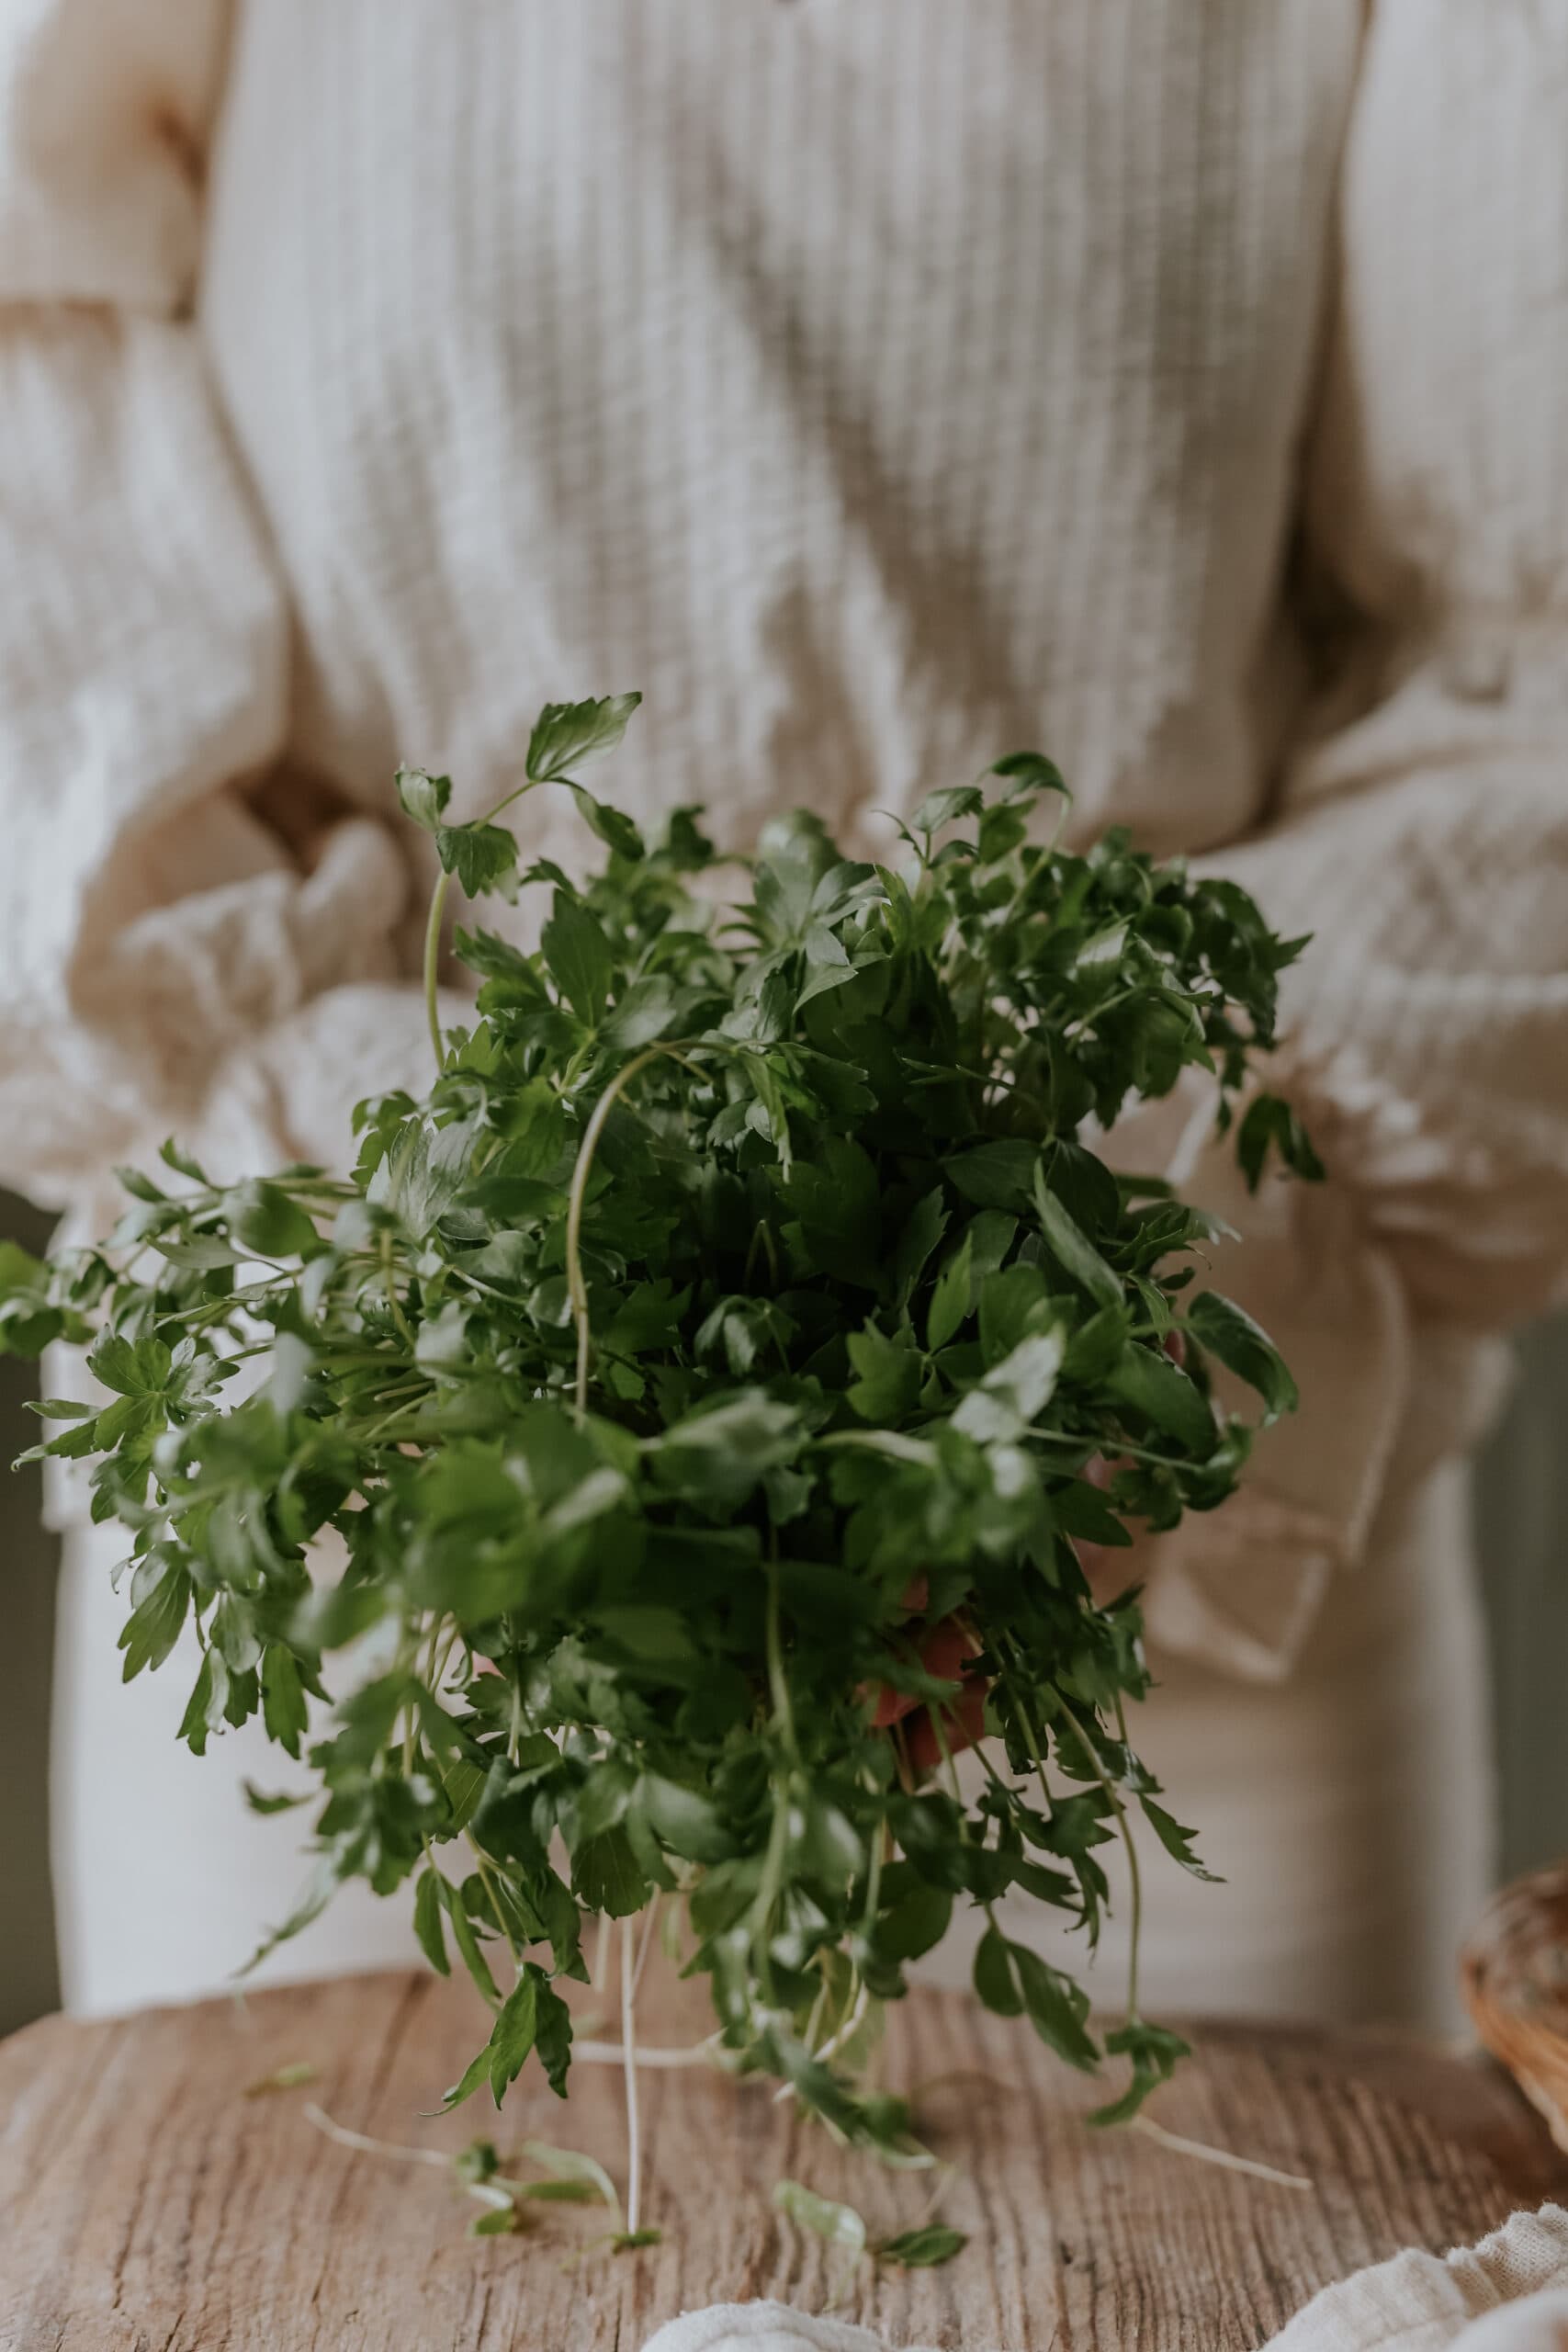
[917,1616,980,1682]
[870,1683,922,1730]
[905,1674,988,1775]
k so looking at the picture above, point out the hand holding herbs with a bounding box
[4,695,1316,2227]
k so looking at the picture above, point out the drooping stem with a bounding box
[465,1834,522,1976]
[763,1549,798,1760]
[562,1022,750,1418]
[566,1046,666,1415]
[420,775,541,1077]
[1111,1698,1145,2021]
[423,870,453,1072]
[630,1893,662,2005]
[1133,2116,1313,2191]
[563,1039,707,1419]
[303,2103,451,2167]
[621,1913,643,2235]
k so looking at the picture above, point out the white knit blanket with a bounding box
[641,2205,1568,2352]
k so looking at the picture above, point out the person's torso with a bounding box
[201,0,1363,865]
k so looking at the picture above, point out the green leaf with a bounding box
[773,2178,868,2258]
[1088,2018,1191,2127]
[572,1828,649,1918]
[243,1781,310,1815]
[444,1965,550,2109]
[910,784,985,834]
[973,1928,1097,2071]
[518,2138,621,2215]
[540,893,615,1024]
[1014,1944,1099,2071]
[1105,1344,1214,1456]
[1140,1796,1219,1883]
[89,1330,170,1397]
[1062,1305,1132,1386]
[0,1241,73,1358]
[118,1560,188,1680]
[1236,1091,1325,1192]
[1032,1166,1122,1311]
[876,2225,967,2267]
[229,1181,321,1262]
[946,1140,1037,1211]
[989,750,1071,808]
[436,822,518,899]
[261,1646,309,1758]
[890,1189,949,1305]
[468,2206,520,2237]
[972,1923,1024,2017]
[566,783,645,862]
[439,1874,502,2007]
[952,1328,1065,1442]
[875,1871,953,1964]
[638,1773,732,1865]
[603,975,682,1049]
[1185,1291,1298,1422]
[846,1323,923,1424]
[927,1235,974,1351]
[532,1973,575,2098]
[242,2060,318,2098]
[413,1868,451,1975]
[394,767,452,832]
[525,693,642,782]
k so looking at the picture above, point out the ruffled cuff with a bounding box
[1101,1072,1412,1684]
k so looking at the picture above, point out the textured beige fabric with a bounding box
[6,2,1568,2017]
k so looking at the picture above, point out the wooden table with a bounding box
[2,1967,1560,2351]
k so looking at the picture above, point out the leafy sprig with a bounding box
[4,696,1315,2189]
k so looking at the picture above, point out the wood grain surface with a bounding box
[2,1965,1561,2351]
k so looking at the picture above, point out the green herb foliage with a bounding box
[3,697,1314,2147]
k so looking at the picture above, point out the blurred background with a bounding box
[5,1177,1565,2034]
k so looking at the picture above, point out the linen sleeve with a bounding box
[1201,0,1568,1329]
[1137,3,1568,1680]
[0,0,423,1212]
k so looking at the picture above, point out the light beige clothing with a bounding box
[6,1,1568,2020]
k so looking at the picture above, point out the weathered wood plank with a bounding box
[1,1967,1560,2351]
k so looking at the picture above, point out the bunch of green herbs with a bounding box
[2,695,1316,2217]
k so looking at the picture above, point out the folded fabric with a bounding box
[641,2205,1568,2352]
[639,2309,942,2352]
[1269,2204,1568,2352]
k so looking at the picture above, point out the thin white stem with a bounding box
[1133,2115,1313,2192]
[592,1910,614,1995]
[629,1894,661,2006]
[566,1046,677,1417]
[302,2103,449,2168]
[571,2037,719,2071]
[772,1972,871,2101]
[621,1914,644,2235]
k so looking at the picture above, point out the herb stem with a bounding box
[763,1549,798,1761]
[423,869,452,1072]
[630,1894,661,2006]
[564,1044,681,1418]
[465,1834,523,1973]
[1111,1695,1145,2021]
[620,1913,644,2235]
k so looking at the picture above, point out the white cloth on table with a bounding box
[639,2205,1568,2352]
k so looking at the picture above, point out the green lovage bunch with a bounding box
[3,695,1319,2172]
